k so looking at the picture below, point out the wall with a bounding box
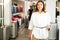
[46,0,56,23]
[0,0,2,3]
[0,0,3,24]
[4,0,12,25]
[58,2,60,12]
[12,0,24,6]
[25,1,31,16]
[0,5,2,23]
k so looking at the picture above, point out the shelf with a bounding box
[12,12,24,16]
[0,18,4,20]
[0,3,3,5]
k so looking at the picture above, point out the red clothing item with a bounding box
[17,6,20,12]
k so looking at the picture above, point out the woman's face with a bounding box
[37,2,43,10]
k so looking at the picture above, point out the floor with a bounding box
[10,28,59,40]
[15,28,28,40]
[10,28,28,40]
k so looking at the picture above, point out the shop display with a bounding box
[17,5,20,12]
[12,16,17,22]
[12,15,23,22]
[20,6,24,12]
[21,18,24,24]
[17,17,24,29]
[12,4,24,13]
[0,26,11,40]
[10,22,18,38]
[0,0,26,40]
[11,0,25,32]
[12,6,17,13]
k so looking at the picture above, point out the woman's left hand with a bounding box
[47,25,51,31]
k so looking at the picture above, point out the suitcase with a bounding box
[0,26,10,40]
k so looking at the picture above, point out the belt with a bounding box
[35,26,47,29]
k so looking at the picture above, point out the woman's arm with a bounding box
[28,13,34,40]
[47,12,51,31]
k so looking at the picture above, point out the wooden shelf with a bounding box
[12,12,24,16]
[0,3,3,5]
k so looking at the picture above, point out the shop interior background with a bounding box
[0,0,60,40]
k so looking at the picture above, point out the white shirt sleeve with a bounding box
[28,13,34,30]
[47,13,51,25]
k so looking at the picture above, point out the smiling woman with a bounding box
[35,1,46,13]
[28,0,51,40]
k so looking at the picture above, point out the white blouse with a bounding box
[28,12,51,39]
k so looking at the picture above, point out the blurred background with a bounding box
[0,0,60,40]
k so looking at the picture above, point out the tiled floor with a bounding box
[15,28,28,40]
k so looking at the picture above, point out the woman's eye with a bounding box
[38,4,43,6]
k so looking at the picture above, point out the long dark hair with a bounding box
[35,1,46,13]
